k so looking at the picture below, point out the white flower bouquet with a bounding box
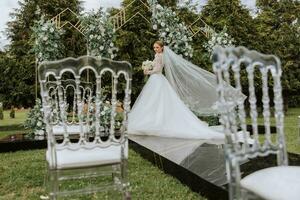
[142,60,153,71]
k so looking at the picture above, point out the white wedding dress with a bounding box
[128,52,224,140]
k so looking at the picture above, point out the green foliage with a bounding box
[151,2,194,57]
[201,0,259,49]
[203,26,235,54]
[80,9,117,58]
[255,0,300,108]
[0,0,83,108]
[198,115,220,126]
[110,0,157,102]
[24,99,45,136]
[31,12,65,62]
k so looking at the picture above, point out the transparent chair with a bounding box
[212,46,300,200]
[38,56,132,199]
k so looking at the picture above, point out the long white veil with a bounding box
[163,46,219,115]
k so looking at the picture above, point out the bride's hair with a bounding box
[154,40,164,48]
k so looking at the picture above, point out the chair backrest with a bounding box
[45,79,95,126]
[38,56,132,169]
[212,46,288,166]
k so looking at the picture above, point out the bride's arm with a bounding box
[146,54,163,75]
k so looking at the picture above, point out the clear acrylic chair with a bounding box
[39,56,132,199]
[212,46,300,200]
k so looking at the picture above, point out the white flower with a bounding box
[153,24,158,30]
[166,28,170,32]
[100,46,104,50]
[156,4,163,9]
[37,121,42,127]
[110,42,114,47]
[104,106,109,111]
[43,36,48,41]
[161,22,165,27]
[101,111,105,115]
[161,32,166,37]
[50,27,54,33]
[41,26,47,31]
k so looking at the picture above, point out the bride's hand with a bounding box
[143,69,149,75]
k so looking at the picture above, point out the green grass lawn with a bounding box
[0,110,29,126]
[246,107,300,154]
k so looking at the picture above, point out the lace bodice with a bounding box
[149,53,164,74]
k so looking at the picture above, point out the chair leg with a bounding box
[49,170,59,200]
[120,160,130,200]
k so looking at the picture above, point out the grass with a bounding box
[0,149,204,200]
[0,109,30,139]
[246,107,300,154]
[0,110,29,126]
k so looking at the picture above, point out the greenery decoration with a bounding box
[24,99,45,136]
[31,15,65,62]
[149,2,194,58]
[80,9,117,59]
[203,26,235,54]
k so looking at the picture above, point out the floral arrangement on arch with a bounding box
[99,101,123,130]
[24,99,46,136]
[149,2,194,58]
[203,26,235,55]
[80,9,117,59]
[31,15,65,63]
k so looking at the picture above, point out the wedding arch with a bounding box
[32,0,217,97]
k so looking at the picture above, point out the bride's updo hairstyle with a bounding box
[154,40,164,51]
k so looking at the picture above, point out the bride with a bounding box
[128,41,224,140]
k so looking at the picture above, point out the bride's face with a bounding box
[153,44,163,53]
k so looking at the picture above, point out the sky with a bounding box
[0,0,257,50]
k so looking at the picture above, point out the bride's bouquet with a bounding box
[142,60,153,71]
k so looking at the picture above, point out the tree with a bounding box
[111,0,158,102]
[0,0,83,108]
[201,0,259,49]
[255,0,300,108]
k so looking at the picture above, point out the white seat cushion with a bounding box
[52,125,88,135]
[46,144,128,169]
[241,166,300,200]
